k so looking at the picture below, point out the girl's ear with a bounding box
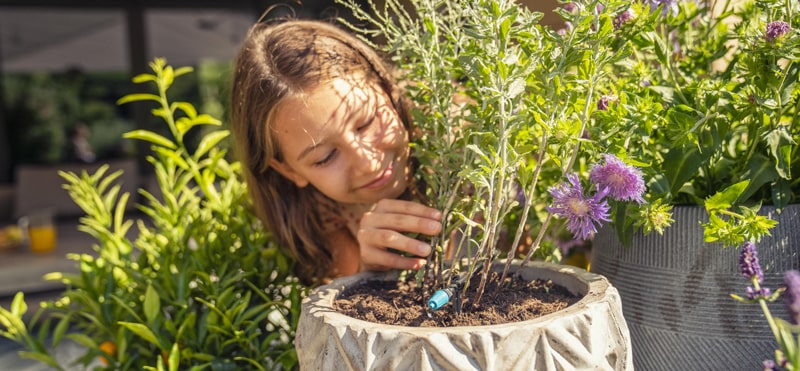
[269,159,310,188]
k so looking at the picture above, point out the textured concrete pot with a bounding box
[591,204,800,370]
[295,261,632,370]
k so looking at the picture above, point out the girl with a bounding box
[230,19,442,285]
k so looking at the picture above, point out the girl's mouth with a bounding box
[362,160,395,190]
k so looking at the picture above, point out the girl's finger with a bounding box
[360,211,442,235]
[357,228,432,257]
[361,246,426,271]
[372,199,442,220]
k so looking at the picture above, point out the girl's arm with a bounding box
[325,227,362,278]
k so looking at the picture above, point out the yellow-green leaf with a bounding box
[119,322,161,347]
[194,131,229,160]
[117,94,161,105]
[123,130,177,149]
[144,284,161,324]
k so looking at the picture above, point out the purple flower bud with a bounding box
[613,9,635,30]
[766,21,791,43]
[563,2,577,13]
[597,95,616,111]
[514,182,526,206]
[739,242,764,283]
[746,286,772,300]
[784,270,800,324]
[763,359,776,371]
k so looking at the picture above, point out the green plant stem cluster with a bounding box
[341,0,637,309]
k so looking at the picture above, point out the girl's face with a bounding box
[269,75,410,204]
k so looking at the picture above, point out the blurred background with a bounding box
[0,0,562,223]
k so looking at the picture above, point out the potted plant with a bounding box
[295,0,650,368]
[0,59,305,370]
[586,0,800,369]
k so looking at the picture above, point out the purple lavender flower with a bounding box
[746,286,772,300]
[596,95,616,111]
[613,9,635,30]
[784,270,800,324]
[766,21,791,43]
[739,242,764,283]
[589,154,646,204]
[547,173,611,240]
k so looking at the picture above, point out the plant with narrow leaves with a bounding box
[0,58,305,370]
[338,0,646,309]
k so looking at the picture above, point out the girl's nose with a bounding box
[345,137,381,175]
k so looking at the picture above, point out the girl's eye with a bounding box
[314,149,338,167]
[356,114,376,132]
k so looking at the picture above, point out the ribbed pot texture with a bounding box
[296,261,633,370]
[591,204,800,371]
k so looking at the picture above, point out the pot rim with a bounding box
[301,260,616,332]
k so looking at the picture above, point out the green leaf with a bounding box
[764,126,794,179]
[65,333,97,349]
[51,313,72,349]
[119,322,161,348]
[131,74,158,84]
[662,145,709,197]
[144,284,161,324]
[123,130,177,149]
[705,180,749,213]
[18,351,62,370]
[117,94,161,105]
[10,292,27,318]
[740,153,779,202]
[193,131,229,160]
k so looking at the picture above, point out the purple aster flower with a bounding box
[784,270,800,324]
[613,9,636,30]
[596,95,616,111]
[547,173,611,241]
[739,241,764,283]
[589,154,646,204]
[766,21,791,43]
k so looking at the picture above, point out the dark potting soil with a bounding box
[334,271,580,327]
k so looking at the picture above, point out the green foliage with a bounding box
[340,0,799,309]
[0,58,304,370]
[605,0,800,244]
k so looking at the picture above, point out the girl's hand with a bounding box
[357,199,442,271]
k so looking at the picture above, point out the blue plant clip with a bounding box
[428,288,453,310]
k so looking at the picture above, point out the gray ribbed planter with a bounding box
[591,204,800,370]
[295,261,633,370]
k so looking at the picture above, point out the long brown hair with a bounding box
[230,19,412,285]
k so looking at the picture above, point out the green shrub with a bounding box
[0,58,305,371]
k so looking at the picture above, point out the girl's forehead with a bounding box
[269,75,384,151]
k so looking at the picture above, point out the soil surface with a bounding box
[334,272,580,327]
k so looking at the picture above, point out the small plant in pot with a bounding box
[583,0,800,369]
[290,0,657,369]
[0,59,305,370]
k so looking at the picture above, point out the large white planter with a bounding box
[296,261,632,370]
[591,204,800,370]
